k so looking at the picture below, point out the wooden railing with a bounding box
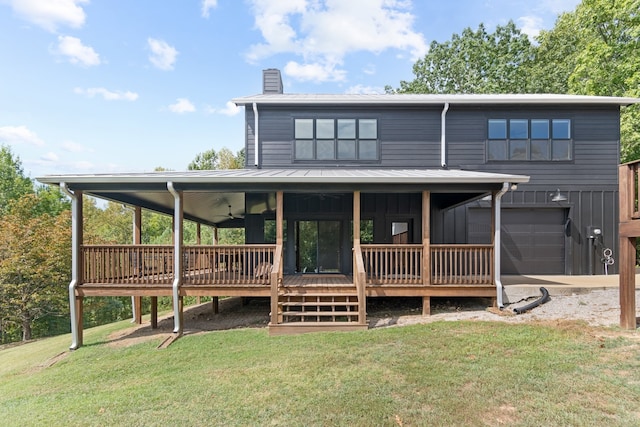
[81,244,276,286]
[430,244,493,285]
[353,243,368,324]
[82,245,174,284]
[361,244,423,285]
[183,245,276,285]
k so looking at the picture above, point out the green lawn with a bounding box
[1,318,639,426]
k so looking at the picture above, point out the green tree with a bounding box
[391,21,536,94]
[0,145,33,215]
[0,194,71,341]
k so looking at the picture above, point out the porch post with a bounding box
[167,182,184,335]
[133,206,143,325]
[353,191,367,324]
[619,164,637,329]
[61,184,83,349]
[422,191,431,315]
[271,191,283,325]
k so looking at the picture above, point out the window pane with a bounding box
[358,140,377,160]
[317,140,334,159]
[509,140,527,160]
[338,119,356,138]
[510,119,528,139]
[552,119,571,139]
[488,140,507,160]
[316,119,334,139]
[337,140,356,159]
[531,140,550,160]
[488,119,507,139]
[359,119,377,139]
[531,119,549,139]
[552,140,571,160]
[295,140,314,159]
[295,119,313,139]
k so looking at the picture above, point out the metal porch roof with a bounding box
[37,168,529,226]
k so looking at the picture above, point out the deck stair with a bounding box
[269,285,368,335]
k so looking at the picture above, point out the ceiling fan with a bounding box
[213,204,244,221]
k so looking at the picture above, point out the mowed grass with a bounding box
[1,318,640,426]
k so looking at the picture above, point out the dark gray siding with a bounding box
[242,101,621,275]
[246,106,442,168]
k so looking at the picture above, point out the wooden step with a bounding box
[281,301,359,307]
[279,292,358,298]
[282,310,357,317]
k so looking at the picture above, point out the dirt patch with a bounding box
[107,289,640,348]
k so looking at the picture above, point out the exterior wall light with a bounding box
[550,189,567,202]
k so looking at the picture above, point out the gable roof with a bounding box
[233,93,640,107]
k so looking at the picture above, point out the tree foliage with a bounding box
[392,21,536,94]
[0,194,71,341]
[0,145,33,215]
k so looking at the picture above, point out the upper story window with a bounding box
[487,118,572,161]
[294,118,379,161]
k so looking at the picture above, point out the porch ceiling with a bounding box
[37,168,529,226]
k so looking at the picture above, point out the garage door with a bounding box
[468,208,567,275]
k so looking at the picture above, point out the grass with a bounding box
[1,318,640,426]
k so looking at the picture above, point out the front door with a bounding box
[296,220,341,273]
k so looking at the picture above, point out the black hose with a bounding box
[513,287,550,314]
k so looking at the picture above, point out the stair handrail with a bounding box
[270,243,283,325]
[353,242,367,325]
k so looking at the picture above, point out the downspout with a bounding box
[60,182,80,350]
[440,102,449,168]
[253,102,259,167]
[167,182,182,334]
[494,182,510,309]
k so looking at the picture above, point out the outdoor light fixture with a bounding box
[550,188,568,202]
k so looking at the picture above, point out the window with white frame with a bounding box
[294,118,379,161]
[487,118,572,161]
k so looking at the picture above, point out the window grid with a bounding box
[487,118,572,161]
[294,118,379,161]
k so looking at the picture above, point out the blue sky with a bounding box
[0,0,581,179]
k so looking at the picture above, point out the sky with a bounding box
[0,0,582,179]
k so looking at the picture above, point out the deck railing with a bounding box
[361,244,423,285]
[430,244,493,285]
[81,244,276,286]
[360,244,494,285]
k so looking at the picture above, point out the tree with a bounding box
[0,194,71,341]
[391,21,536,94]
[0,145,33,215]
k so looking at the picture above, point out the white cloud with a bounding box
[147,38,178,70]
[168,98,196,114]
[518,15,543,39]
[205,101,241,116]
[201,0,217,18]
[284,61,346,83]
[0,125,45,146]
[62,140,92,153]
[41,151,59,162]
[345,84,385,94]
[74,87,139,101]
[54,35,101,66]
[6,0,88,32]
[246,0,427,82]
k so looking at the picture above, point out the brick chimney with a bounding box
[263,68,283,94]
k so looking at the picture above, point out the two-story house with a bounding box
[38,69,639,348]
